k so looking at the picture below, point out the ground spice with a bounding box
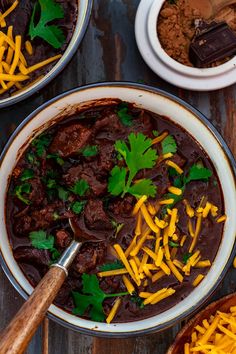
[157,0,236,67]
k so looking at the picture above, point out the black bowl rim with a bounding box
[0,82,235,338]
[0,0,93,108]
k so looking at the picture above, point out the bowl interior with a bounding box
[147,0,236,78]
[0,0,92,108]
[0,84,235,336]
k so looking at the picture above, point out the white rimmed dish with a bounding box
[0,0,93,108]
[135,0,236,90]
[0,83,236,337]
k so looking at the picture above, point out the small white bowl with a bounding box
[0,83,236,337]
[135,0,236,90]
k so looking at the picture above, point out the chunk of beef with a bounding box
[84,199,112,230]
[171,153,186,168]
[93,110,125,135]
[63,165,107,197]
[14,202,71,234]
[96,140,115,174]
[109,195,135,216]
[73,242,107,273]
[28,178,45,206]
[154,164,171,196]
[50,123,92,157]
[55,230,72,249]
[6,0,32,36]
[14,247,51,267]
[132,110,155,136]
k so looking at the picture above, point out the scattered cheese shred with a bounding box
[167,259,183,282]
[192,273,204,286]
[150,288,175,305]
[106,298,121,324]
[159,198,174,205]
[140,204,160,233]
[151,270,165,283]
[183,199,194,218]
[202,201,212,218]
[97,268,128,277]
[27,54,62,74]
[130,229,150,257]
[143,288,167,305]
[168,208,178,236]
[180,235,187,247]
[114,244,139,285]
[155,216,168,228]
[0,1,19,24]
[233,257,236,269]
[152,131,168,145]
[195,260,211,268]
[132,195,147,215]
[122,275,135,294]
[217,215,227,223]
[168,186,182,196]
[25,40,33,56]
[165,160,184,174]
[9,35,21,75]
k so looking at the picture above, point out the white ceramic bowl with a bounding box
[0,83,236,337]
[135,0,236,90]
[0,0,93,108]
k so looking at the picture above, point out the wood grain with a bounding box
[0,267,66,354]
[0,0,235,353]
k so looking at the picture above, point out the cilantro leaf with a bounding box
[72,274,128,322]
[70,179,89,197]
[117,102,133,127]
[99,260,124,272]
[31,134,52,157]
[185,164,212,184]
[130,292,144,308]
[161,135,177,155]
[111,221,124,238]
[58,186,69,201]
[183,253,192,264]
[152,130,159,137]
[81,145,98,157]
[71,201,86,214]
[47,153,64,166]
[20,169,34,181]
[128,179,156,198]
[169,241,179,248]
[15,183,31,205]
[29,230,60,262]
[29,230,54,250]
[29,0,65,49]
[109,133,158,198]
[108,166,127,196]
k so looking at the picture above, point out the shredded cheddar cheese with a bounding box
[25,40,33,56]
[159,198,174,205]
[0,1,19,25]
[98,268,128,277]
[140,204,160,233]
[165,160,184,174]
[132,195,148,215]
[168,186,182,196]
[114,244,139,285]
[192,274,204,286]
[152,131,168,145]
[106,298,121,324]
[217,215,227,223]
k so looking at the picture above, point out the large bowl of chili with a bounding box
[0,82,235,337]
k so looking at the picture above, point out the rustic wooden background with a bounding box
[0,1,235,353]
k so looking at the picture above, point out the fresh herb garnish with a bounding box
[111,220,124,238]
[152,130,159,137]
[117,102,134,127]
[169,241,179,248]
[72,274,128,322]
[108,133,158,198]
[99,260,124,272]
[26,152,39,165]
[15,183,31,205]
[47,153,64,166]
[185,164,212,184]
[70,179,89,197]
[81,145,98,157]
[183,253,192,264]
[57,186,69,201]
[29,230,60,261]
[46,178,57,189]
[31,134,52,157]
[20,169,34,181]
[71,201,86,214]
[53,211,60,220]
[161,135,177,155]
[29,0,65,49]
[130,292,144,308]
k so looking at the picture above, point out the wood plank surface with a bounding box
[0,0,235,353]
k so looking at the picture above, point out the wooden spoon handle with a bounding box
[0,266,67,354]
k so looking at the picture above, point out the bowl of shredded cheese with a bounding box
[0,0,92,108]
[167,292,236,354]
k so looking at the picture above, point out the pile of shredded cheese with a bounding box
[184,306,236,353]
[100,187,226,323]
[0,1,62,95]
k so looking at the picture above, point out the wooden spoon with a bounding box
[0,218,102,354]
[188,0,236,19]
[167,292,236,354]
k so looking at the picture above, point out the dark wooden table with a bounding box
[0,1,235,353]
